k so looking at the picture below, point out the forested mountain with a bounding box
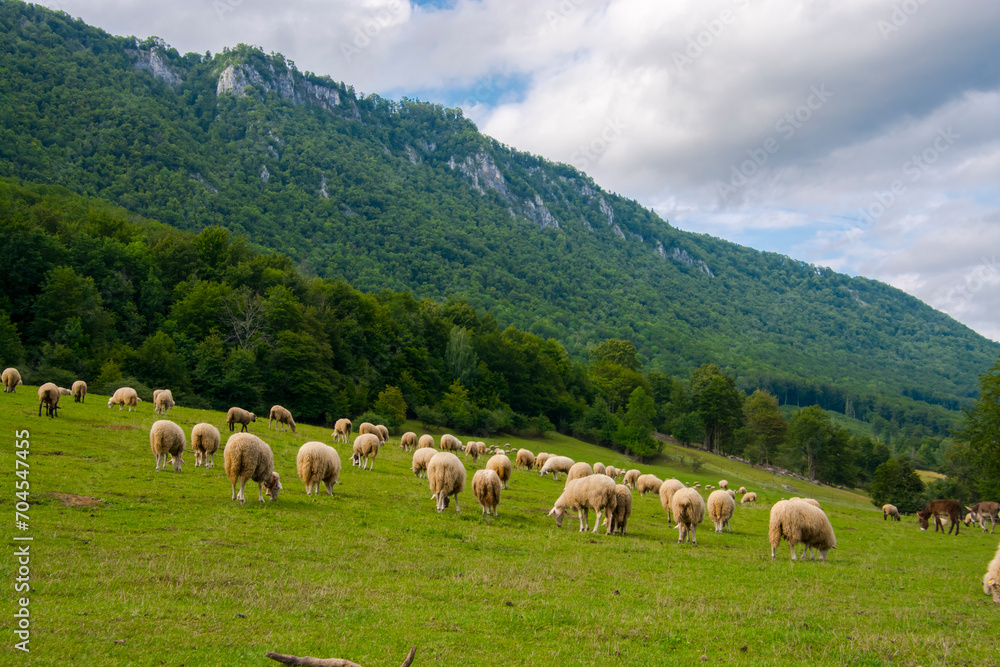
[1,1,997,432]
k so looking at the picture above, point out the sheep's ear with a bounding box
[547,508,555,516]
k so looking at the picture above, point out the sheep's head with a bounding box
[265,472,281,501]
[107,398,114,408]
[548,506,565,527]
[249,413,256,422]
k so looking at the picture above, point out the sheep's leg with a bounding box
[603,508,613,535]
[789,544,797,561]
[453,493,460,513]
[238,479,248,504]
[771,544,776,559]
[258,482,265,503]
[691,525,698,546]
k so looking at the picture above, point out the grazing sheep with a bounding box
[966,501,1000,534]
[465,441,482,463]
[224,433,281,504]
[768,499,837,561]
[741,492,757,505]
[412,447,437,478]
[623,469,641,489]
[671,487,706,545]
[606,484,633,536]
[985,542,1000,603]
[535,452,552,471]
[418,434,435,449]
[191,423,221,468]
[705,485,714,491]
[593,462,606,476]
[352,433,381,470]
[472,469,502,516]
[376,425,389,445]
[604,465,617,478]
[57,386,72,396]
[226,407,256,432]
[428,451,466,513]
[154,389,175,415]
[296,441,341,495]
[150,420,185,472]
[439,433,461,452]
[794,498,821,509]
[693,482,701,488]
[963,512,977,526]
[2,367,22,393]
[548,474,618,534]
[37,383,61,418]
[400,431,417,452]
[637,474,663,496]
[268,405,296,433]
[659,478,685,522]
[358,422,379,441]
[539,455,575,482]
[516,448,535,471]
[718,480,729,490]
[108,387,141,412]
[708,489,736,533]
[726,489,736,499]
[333,418,352,443]
[737,486,747,495]
[487,453,512,490]
[566,462,593,486]
[882,504,901,521]
[71,380,87,403]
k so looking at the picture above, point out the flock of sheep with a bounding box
[5,367,999,602]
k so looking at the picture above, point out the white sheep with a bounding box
[57,386,72,397]
[268,405,296,433]
[418,434,435,449]
[376,425,389,445]
[718,480,729,490]
[333,418,352,443]
[726,489,736,499]
[671,487,706,545]
[472,469,502,516]
[604,465,617,478]
[658,478,685,522]
[636,474,663,496]
[150,420,185,472]
[154,389,175,415]
[296,441,341,495]
[412,447,437,478]
[352,433,381,470]
[71,380,87,403]
[439,433,461,452]
[358,422,379,440]
[737,486,747,495]
[428,451,466,513]
[535,452,552,471]
[768,499,837,561]
[882,504,901,521]
[565,461,593,486]
[548,474,618,534]
[226,407,256,432]
[2,367,22,393]
[465,440,482,463]
[108,387,140,412]
[516,448,535,471]
[741,492,757,504]
[191,423,221,468]
[37,383,61,418]
[708,489,735,533]
[605,484,633,536]
[623,469,641,489]
[593,462,606,475]
[400,431,417,451]
[539,455,575,481]
[223,433,281,504]
[789,497,822,509]
[985,541,1000,603]
[487,453,512,490]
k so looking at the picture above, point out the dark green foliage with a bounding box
[0,0,996,446]
[955,360,1000,499]
[869,457,926,514]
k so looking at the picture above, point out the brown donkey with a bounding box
[918,499,962,535]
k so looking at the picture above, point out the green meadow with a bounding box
[1,388,996,666]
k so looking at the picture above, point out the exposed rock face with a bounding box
[599,197,614,226]
[216,64,340,110]
[457,152,509,197]
[669,246,714,276]
[260,165,270,183]
[132,49,182,87]
[524,195,559,230]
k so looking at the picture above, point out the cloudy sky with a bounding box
[47,0,1000,341]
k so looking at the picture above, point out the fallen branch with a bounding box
[265,646,416,667]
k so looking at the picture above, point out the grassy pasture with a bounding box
[0,387,997,666]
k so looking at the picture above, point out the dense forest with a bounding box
[4,178,998,503]
[0,1,997,444]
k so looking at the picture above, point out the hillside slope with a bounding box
[1,1,997,417]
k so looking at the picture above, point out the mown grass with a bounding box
[1,387,997,666]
